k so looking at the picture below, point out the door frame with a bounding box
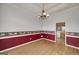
[55,22,66,44]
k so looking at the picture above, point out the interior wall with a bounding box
[0,4,79,32]
[0,4,42,32]
[43,6,79,32]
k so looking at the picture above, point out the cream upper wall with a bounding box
[0,4,79,32]
[0,4,42,32]
[42,6,79,32]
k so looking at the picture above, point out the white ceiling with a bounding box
[1,3,79,18]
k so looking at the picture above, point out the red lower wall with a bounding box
[66,36,79,48]
[41,33,55,41]
[0,33,55,51]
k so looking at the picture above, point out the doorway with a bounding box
[56,22,65,44]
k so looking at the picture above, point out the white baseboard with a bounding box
[65,36,79,50]
[0,38,56,53]
[0,39,42,53]
[65,44,79,50]
[42,38,56,43]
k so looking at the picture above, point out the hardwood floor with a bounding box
[5,39,79,55]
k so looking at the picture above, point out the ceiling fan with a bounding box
[38,3,50,20]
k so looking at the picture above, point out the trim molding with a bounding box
[65,36,79,50]
[0,39,42,53]
[0,31,55,37]
[65,44,79,50]
[0,33,41,39]
[42,38,56,43]
[66,35,79,38]
[0,38,56,53]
